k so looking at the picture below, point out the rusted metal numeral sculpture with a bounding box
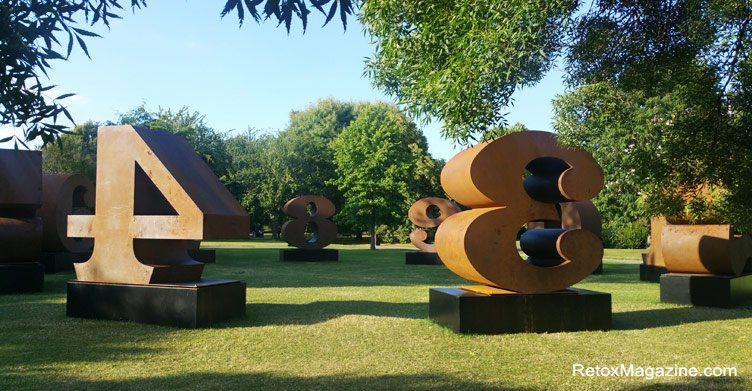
[281,195,337,250]
[68,125,249,285]
[662,225,751,276]
[408,197,459,253]
[39,174,95,253]
[0,150,44,293]
[436,131,604,293]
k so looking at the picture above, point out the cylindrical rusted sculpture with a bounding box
[281,195,337,250]
[435,131,604,293]
[39,174,95,253]
[662,224,751,276]
[408,197,459,252]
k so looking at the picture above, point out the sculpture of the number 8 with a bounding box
[435,131,604,293]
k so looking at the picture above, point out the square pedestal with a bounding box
[67,278,246,328]
[640,264,668,282]
[280,249,338,262]
[40,252,90,274]
[188,249,216,263]
[429,287,611,334]
[405,252,443,265]
[0,262,44,294]
[660,273,752,308]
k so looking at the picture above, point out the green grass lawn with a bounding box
[1,247,749,390]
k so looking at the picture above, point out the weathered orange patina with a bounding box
[435,131,604,293]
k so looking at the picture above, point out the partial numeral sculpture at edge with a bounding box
[38,174,95,273]
[0,150,44,294]
[280,195,338,262]
[658,224,752,307]
[405,197,459,265]
[66,125,249,328]
[429,131,611,334]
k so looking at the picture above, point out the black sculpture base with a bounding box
[405,252,443,265]
[67,278,246,328]
[0,262,44,294]
[188,249,216,263]
[280,249,338,262]
[40,252,90,274]
[640,264,668,282]
[660,273,752,308]
[429,286,611,334]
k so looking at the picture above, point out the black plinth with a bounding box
[429,287,611,334]
[67,278,246,328]
[280,249,338,262]
[660,273,752,308]
[640,264,668,282]
[0,262,44,294]
[188,249,216,263]
[405,252,443,265]
[40,252,90,274]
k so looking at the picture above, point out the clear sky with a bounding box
[1,1,567,161]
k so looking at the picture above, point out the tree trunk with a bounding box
[355,231,363,240]
[271,215,279,241]
[369,208,376,250]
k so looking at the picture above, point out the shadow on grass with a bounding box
[621,376,744,391]
[242,300,425,326]
[1,371,532,391]
[613,305,752,330]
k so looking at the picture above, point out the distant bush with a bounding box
[602,220,649,249]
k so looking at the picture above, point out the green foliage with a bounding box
[360,0,576,144]
[1,0,353,145]
[554,0,752,231]
[601,220,649,250]
[220,0,354,32]
[278,98,360,213]
[40,121,98,181]
[0,0,145,146]
[118,105,232,181]
[330,102,436,248]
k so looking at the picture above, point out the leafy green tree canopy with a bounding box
[1,0,352,146]
[361,0,575,144]
[554,0,752,231]
[330,101,430,249]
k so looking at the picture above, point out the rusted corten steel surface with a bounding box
[39,174,95,253]
[435,131,604,293]
[643,217,668,267]
[527,201,602,237]
[281,195,337,249]
[0,149,43,262]
[662,224,752,276]
[408,197,459,253]
[69,125,249,285]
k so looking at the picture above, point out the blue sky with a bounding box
[1,1,567,161]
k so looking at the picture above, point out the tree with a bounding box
[40,121,98,181]
[1,0,352,145]
[356,0,752,233]
[554,1,752,232]
[117,105,232,181]
[360,0,576,144]
[1,0,145,146]
[330,102,429,249]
